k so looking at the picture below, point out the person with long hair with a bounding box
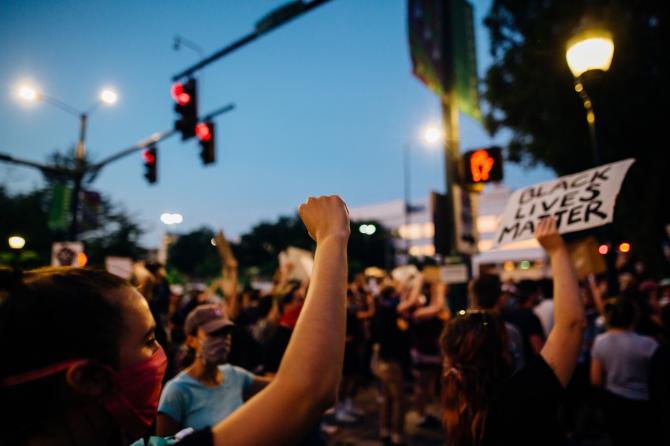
[440,217,584,446]
[0,195,350,446]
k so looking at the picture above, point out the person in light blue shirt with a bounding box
[157,304,271,435]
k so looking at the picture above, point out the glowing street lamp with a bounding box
[99,88,118,105]
[566,29,614,78]
[8,236,26,250]
[421,124,444,146]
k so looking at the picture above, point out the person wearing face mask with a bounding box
[0,194,351,445]
[156,304,271,436]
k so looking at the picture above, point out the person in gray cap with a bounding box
[157,304,271,436]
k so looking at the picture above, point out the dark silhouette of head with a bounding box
[440,310,511,446]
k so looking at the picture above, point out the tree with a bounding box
[1,149,146,268]
[167,227,222,279]
[483,0,669,274]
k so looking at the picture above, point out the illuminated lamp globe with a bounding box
[566,27,614,78]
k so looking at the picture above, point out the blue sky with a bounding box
[0,0,554,246]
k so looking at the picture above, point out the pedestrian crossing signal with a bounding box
[463,147,503,184]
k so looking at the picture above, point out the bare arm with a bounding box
[398,273,423,313]
[590,357,604,387]
[537,217,585,388]
[211,196,350,446]
[156,413,181,437]
[412,282,448,321]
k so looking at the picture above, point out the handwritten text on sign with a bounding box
[494,159,635,247]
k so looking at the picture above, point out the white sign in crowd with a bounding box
[494,158,635,247]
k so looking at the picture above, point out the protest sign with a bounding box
[105,256,134,279]
[567,237,606,280]
[494,159,635,247]
[51,242,84,267]
[279,246,314,282]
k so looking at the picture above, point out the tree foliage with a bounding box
[167,227,222,279]
[483,0,669,273]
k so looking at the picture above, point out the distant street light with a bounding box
[160,213,183,225]
[99,88,119,105]
[403,122,443,258]
[13,79,120,240]
[421,124,444,146]
[359,224,377,236]
[8,236,26,250]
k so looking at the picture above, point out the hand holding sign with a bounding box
[535,217,564,255]
[494,159,634,247]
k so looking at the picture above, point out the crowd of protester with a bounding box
[0,196,669,445]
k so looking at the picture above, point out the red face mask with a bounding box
[0,347,167,439]
[102,347,168,438]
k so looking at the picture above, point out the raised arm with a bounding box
[537,217,585,388]
[211,196,350,446]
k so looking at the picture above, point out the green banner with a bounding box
[408,0,481,121]
[451,0,481,121]
[48,183,72,231]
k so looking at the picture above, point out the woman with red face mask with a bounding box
[0,195,350,446]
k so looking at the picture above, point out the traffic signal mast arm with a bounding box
[171,0,334,81]
[0,102,235,181]
[89,102,235,176]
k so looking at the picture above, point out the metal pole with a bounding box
[172,0,334,81]
[442,96,460,257]
[578,75,618,296]
[76,113,88,161]
[404,143,411,257]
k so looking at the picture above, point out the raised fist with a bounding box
[298,195,350,243]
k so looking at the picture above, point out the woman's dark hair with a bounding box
[0,267,130,441]
[440,310,511,446]
[471,274,502,309]
[604,296,638,329]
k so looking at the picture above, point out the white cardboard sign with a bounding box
[494,158,635,247]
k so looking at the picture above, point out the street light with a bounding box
[403,123,444,259]
[565,23,614,165]
[566,21,617,296]
[13,80,119,240]
[8,236,26,250]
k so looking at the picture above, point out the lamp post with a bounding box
[403,124,443,259]
[565,24,614,164]
[8,235,26,268]
[15,82,118,240]
[566,21,617,295]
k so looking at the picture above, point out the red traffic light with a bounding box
[598,244,609,255]
[142,148,156,164]
[171,82,191,106]
[196,122,212,142]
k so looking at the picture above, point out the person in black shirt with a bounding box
[440,217,584,446]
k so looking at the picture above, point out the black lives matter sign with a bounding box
[494,159,635,247]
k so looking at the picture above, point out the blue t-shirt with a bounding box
[158,364,255,430]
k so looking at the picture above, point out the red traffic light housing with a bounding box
[197,122,215,165]
[172,78,198,140]
[463,146,504,185]
[142,144,157,184]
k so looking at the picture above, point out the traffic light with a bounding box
[196,121,215,165]
[171,78,198,140]
[463,146,504,185]
[142,144,157,184]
